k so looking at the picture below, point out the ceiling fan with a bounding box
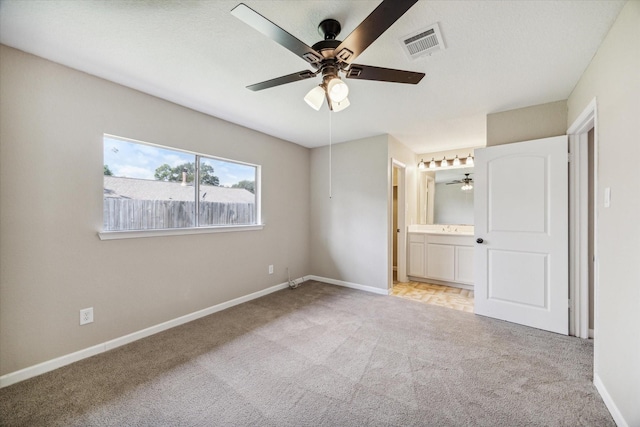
[446,173,474,191]
[231,0,425,112]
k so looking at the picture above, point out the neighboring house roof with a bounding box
[104,176,254,203]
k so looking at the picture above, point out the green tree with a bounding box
[232,180,255,194]
[104,165,113,176]
[154,162,219,186]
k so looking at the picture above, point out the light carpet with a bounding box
[0,280,613,426]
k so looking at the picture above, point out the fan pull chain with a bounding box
[329,108,332,199]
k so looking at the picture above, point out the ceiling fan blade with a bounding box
[333,0,419,64]
[246,70,316,91]
[231,3,323,65]
[345,64,424,84]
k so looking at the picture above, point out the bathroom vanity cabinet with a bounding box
[408,232,474,287]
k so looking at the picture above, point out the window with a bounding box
[103,135,259,233]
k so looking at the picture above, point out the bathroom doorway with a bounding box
[390,160,407,289]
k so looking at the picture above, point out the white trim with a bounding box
[390,159,408,288]
[594,373,629,427]
[98,224,264,240]
[567,99,597,134]
[0,280,292,388]
[568,97,598,340]
[306,275,391,295]
[408,276,474,291]
[568,134,590,338]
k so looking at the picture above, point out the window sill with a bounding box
[98,224,265,240]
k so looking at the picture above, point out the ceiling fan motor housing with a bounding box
[318,19,341,40]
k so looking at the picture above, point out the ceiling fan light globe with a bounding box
[304,86,325,111]
[327,77,349,102]
[332,97,350,112]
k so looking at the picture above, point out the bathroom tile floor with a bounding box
[391,281,474,313]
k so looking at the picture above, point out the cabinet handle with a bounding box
[476,238,484,244]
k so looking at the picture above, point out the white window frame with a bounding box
[99,134,263,240]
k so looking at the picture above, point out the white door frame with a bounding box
[567,97,598,339]
[390,159,408,288]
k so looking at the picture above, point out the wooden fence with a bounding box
[103,199,255,231]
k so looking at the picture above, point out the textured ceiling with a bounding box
[0,0,625,152]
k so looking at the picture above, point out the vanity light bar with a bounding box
[419,153,474,170]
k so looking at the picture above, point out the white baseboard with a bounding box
[306,275,390,295]
[0,280,292,388]
[408,276,474,291]
[594,373,628,427]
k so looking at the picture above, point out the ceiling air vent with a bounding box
[400,23,445,60]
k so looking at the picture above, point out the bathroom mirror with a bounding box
[418,167,474,225]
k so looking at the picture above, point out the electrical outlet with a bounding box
[268,265,274,275]
[80,307,94,325]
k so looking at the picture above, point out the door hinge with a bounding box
[567,153,573,163]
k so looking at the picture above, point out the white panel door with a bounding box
[474,136,568,334]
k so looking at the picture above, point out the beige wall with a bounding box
[567,2,640,425]
[487,100,567,146]
[0,45,311,375]
[309,135,390,290]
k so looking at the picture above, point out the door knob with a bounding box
[476,238,484,244]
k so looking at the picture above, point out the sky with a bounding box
[103,136,256,187]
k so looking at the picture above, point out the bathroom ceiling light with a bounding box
[429,158,437,169]
[418,159,426,170]
[466,153,474,166]
[453,155,461,167]
[440,156,448,167]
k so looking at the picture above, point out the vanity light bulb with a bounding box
[453,155,461,167]
[429,158,437,169]
[466,154,474,166]
[441,157,448,167]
